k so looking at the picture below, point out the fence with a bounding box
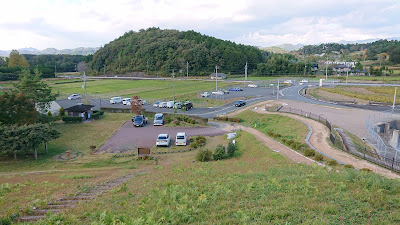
[274,106,400,173]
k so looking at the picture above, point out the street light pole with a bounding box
[172,70,175,103]
[277,79,279,99]
[392,86,397,112]
[215,65,218,91]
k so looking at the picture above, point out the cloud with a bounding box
[0,0,398,49]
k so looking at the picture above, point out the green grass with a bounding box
[32,131,400,224]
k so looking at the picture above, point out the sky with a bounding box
[0,0,399,50]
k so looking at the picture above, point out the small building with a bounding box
[65,104,94,120]
[333,65,351,73]
[210,73,226,80]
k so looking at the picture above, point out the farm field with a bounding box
[310,85,400,104]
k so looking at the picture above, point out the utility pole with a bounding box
[392,86,397,112]
[304,64,307,76]
[244,62,248,87]
[324,45,328,81]
[277,79,280,99]
[146,61,149,74]
[215,65,218,91]
[54,63,56,75]
[84,71,87,100]
[103,64,106,76]
[172,70,175,103]
[346,63,349,85]
[186,62,189,78]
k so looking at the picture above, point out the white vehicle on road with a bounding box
[122,98,132,105]
[300,79,309,83]
[200,92,210,97]
[68,94,81,100]
[283,80,292,84]
[248,84,257,88]
[175,132,187,146]
[153,101,161,107]
[166,101,175,108]
[212,91,224,95]
[158,102,167,108]
[110,97,123,104]
[156,134,171,147]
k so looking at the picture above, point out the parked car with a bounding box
[248,84,257,88]
[153,101,161,107]
[68,94,81,100]
[234,100,246,107]
[300,79,309,83]
[154,113,164,126]
[158,102,167,108]
[229,87,243,91]
[132,115,148,127]
[184,101,193,110]
[140,99,147,105]
[175,132,187,146]
[200,92,210,97]
[222,89,230,94]
[156,134,171,147]
[110,97,123,104]
[166,101,175,108]
[174,102,182,109]
[122,98,132,105]
[212,91,224,95]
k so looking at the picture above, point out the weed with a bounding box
[314,154,324,161]
[327,160,338,166]
[304,149,315,157]
[344,164,354,169]
[196,149,212,162]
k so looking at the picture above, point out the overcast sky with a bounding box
[0,0,399,50]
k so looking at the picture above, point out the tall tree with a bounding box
[0,91,37,125]
[8,50,29,68]
[14,69,59,111]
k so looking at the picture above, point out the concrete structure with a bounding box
[65,104,94,120]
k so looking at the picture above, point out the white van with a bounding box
[110,97,123,104]
[122,98,132,105]
[166,101,175,108]
[175,132,187,146]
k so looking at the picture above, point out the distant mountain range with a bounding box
[0,47,99,57]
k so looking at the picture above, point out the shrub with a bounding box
[281,138,287,143]
[196,149,212,162]
[213,144,227,160]
[286,140,294,145]
[59,107,65,116]
[165,117,172,123]
[190,142,199,149]
[227,142,237,157]
[62,116,83,123]
[92,111,102,119]
[215,117,228,121]
[174,121,180,126]
[99,111,104,115]
[344,164,354,169]
[327,160,338,166]
[267,131,274,136]
[360,168,372,173]
[314,154,323,161]
[304,148,315,157]
[228,117,241,123]
[47,111,52,117]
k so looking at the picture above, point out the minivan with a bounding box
[175,132,187,146]
[154,113,164,126]
[110,97,123,104]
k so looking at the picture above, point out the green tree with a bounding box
[0,92,37,125]
[14,69,59,111]
[213,144,227,160]
[8,50,29,68]
[389,46,400,64]
[355,61,363,71]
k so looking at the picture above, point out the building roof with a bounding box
[65,104,94,112]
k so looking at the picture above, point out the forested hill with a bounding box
[299,40,400,63]
[89,28,264,76]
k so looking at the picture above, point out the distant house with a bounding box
[210,73,226,80]
[333,65,351,73]
[65,104,94,120]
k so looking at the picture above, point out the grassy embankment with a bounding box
[312,85,400,104]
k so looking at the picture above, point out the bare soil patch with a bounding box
[310,88,369,104]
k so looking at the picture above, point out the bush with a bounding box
[304,148,315,157]
[174,121,180,126]
[286,140,294,145]
[62,116,83,123]
[190,142,199,149]
[215,117,228,121]
[47,111,52,117]
[165,117,172,123]
[360,168,372,173]
[228,117,241,123]
[196,149,212,162]
[227,142,237,157]
[344,164,354,169]
[59,107,65,116]
[314,154,323,161]
[213,144,227,160]
[92,111,102,119]
[327,160,338,166]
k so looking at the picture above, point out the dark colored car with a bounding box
[184,101,193,110]
[229,87,243,91]
[132,115,148,127]
[234,100,246,107]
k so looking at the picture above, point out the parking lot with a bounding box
[97,121,226,153]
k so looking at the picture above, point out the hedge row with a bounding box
[214,117,241,123]
[92,110,104,119]
[62,116,83,122]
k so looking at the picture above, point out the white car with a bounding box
[283,80,292,84]
[200,92,210,97]
[156,134,171,147]
[153,101,161,107]
[158,102,167,108]
[122,98,132,105]
[68,94,81,100]
[300,79,309,83]
[248,84,257,88]
[175,132,187,146]
[110,97,123,104]
[212,91,224,95]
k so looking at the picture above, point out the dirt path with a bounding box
[215,122,315,165]
[230,100,400,180]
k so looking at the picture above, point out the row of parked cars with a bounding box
[132,113,165,127]
[152,101,193,110]
[156,132,187,147]
[110,97,146,105]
